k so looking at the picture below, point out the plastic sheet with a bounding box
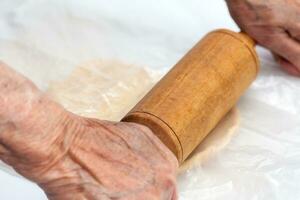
[177,48,300,200]
[0,1,300,199]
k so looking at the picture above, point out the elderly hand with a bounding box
[0,62,178,200]
[226,0,300,76]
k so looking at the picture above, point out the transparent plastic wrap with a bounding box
[178,48,300,200]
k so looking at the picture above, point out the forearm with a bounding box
[0,62,67,133]
[0,61,73,181]
[0,62,42,123]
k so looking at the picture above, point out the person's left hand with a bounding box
[0,62,178,200]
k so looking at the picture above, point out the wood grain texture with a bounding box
[122,29,259,164]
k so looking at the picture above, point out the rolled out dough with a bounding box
[178,108,239,173]
[47,60,156,121]
[47,60,240,173]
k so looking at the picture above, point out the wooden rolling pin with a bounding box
[122,29,259,164]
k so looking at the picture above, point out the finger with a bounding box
[0,136,11,163]
[0,144,7,155]
[286,20,300,42]
[267,32,300,71]
[279,60,300,76]
[256,28,300,72]
[0,144,14,168]
[287,28,300,42]
[273,54,300,76]
[171,190,178,200]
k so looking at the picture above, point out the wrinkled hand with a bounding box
[226,0,300,76]
[0,62,178,200]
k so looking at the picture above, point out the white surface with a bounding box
[0,0,299,200]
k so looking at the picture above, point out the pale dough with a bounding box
[47,60,240,173]
[178,108,239,173]
[47,60,156,121]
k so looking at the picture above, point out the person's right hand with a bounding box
[226,0,300,76]
[0,62,178,200]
